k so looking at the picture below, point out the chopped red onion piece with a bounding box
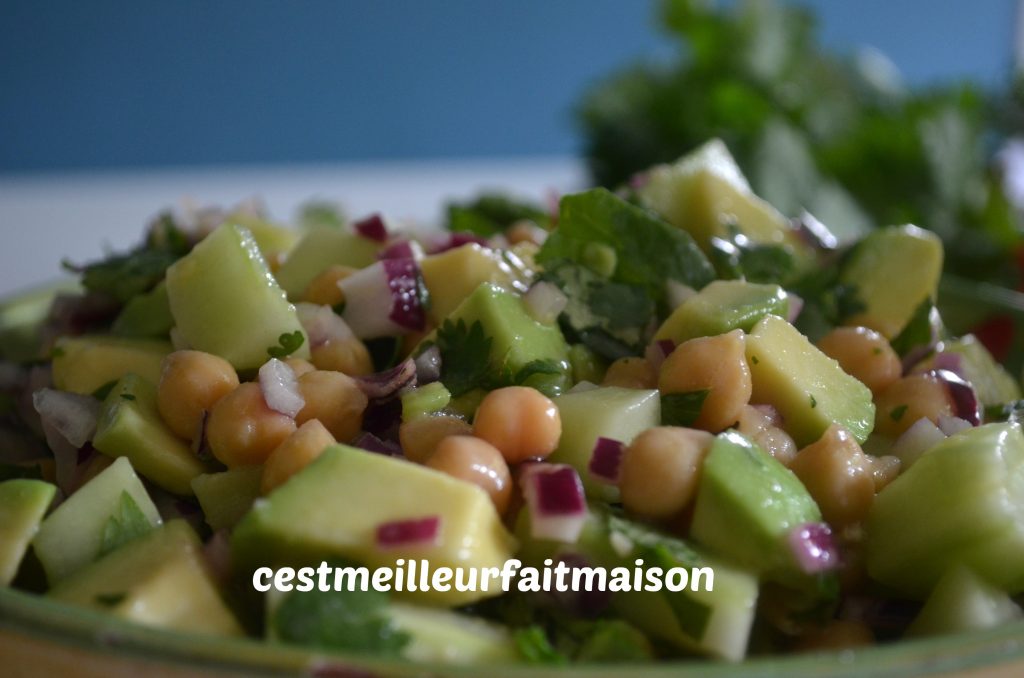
[786,293,804,324]
[32,388,101,449]
[379,239,424,261]
[413,345,442,384]
[788,523,839,575]
[931,369,981,426]
[938,414,973,436]
[429,232,489,254]
[337,259,426,338]
[352,431,403,456]
[752,403,783,427]
[523,281,568,325]
[259,359,305,418]
[355,359,417,401]
[588,437,625,484]
[376,516,441,548]
[521,464,587,543]
[891,417,946,469]
[932,352,964,377]
[353,213,389,242]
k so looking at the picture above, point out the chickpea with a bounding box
[817,327,901,395]
[207,383,297,468]
[295,370,368,442]
[425,435,512,514]
[789,425,875,527]
[261,419,337,494]
[794,620,874,652]
[736,405,797,466]
[659,330,752,433]
[304,265,355,307]
[399,414,473,463]
[310,336,373,376]
[157,350,240,440]
[602,357,657,389]
[284,357,317,377]
[873,373,953,439]
[619,427,713,520]
[473,386,562,464]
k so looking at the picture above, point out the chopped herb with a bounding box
[661,390,711,427]
[709,233,797,285]
[890,404,909,422]
[751,355,759,365]
[446,193,551,237]
[272,586,409,656]
[436,319,493,397]
[119,393,136,401]
[267,330,306,359]
[95,592,127,607]
[890,299,941,357]
[985,400,1024,424]
[514,626,569,665]
[809,394,817,409]
[98,491,153,558]
[91,380,118,401]
[64,249,180,304]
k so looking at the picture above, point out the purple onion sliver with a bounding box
[931,352,964,377]
[355,359,417,401]
[352,431,403,456]
[376,515,441,548]
[657,339,676,358]
[931,369,981,426]
[353,214,389,242]
[430,232,488,254]
[379,239,418,261]
[788,522,839,575]
[785,293,804,324]
[381,258,427,332]
[413,345,442,385]
[534,466,586,515]
[588,437,625,484]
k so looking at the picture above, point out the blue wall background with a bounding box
[0,1,1017,173]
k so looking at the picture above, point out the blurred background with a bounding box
[1,0,1022,294]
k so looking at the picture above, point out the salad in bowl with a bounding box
[1,139,1023,673]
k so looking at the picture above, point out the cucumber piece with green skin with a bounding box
[866,423,1024,598]
[401,382,452,422]
[548,386,660,502]
[32,456,161,584]
[93,374,210,495]
[191,465,263,532]
[111,282,174,339]
[515,504,758,662]
[906,565,1023,638]
[0,479,56,585]
[166,223,309,370]
[691,431,829,593]
[654,280,789,345]
[274,227,382,299]
[49,520,242,636]
[51,335,171,396]
[840,224,943,339]
[746,314,875,446]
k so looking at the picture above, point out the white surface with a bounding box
[0,157,585,295]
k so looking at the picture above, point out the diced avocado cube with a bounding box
[49,520,242,636]
[906,565,1022,638]
[746,314,875,446]
[111,282,174,339]
[166,223,309,370]
[926,335,1020,407]
[866,423,1024,598]
[0,479,56,585]
[227,212,299,257]
[691,432,824,590]
[232,445,516,606]
[191,465,263,532]
[93,374,209,495]
[654,280,789,345]
[548,386,660,501]
[401,382,452,423]
[52,335,171,395]
[274,227,381,298]
[33,457,161,584]
[389,603,518,664]
[420,244,531,325]
[637,139,805,254]
[840,224,943,338]
[516,505,758,661]
[431,283,570,392]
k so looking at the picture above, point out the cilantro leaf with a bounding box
[98,491,153,558]
[446,193,551,237]
[708,233,797,285]
[436,319,493,397]
[889,299,942,357]
[267,331,306,359]
[538,188,714,301]
[273,587,409,657]
[514,626,569,665]
[64,249,180,304]
[661,390,710,427]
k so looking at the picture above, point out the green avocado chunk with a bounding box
[111,281,174,339]
[0,479,56,585]
[274,227,381,299]
[93,373,210,495]
[166,223,309,370]
[654,279,789,345]
[906,565,1023,638]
